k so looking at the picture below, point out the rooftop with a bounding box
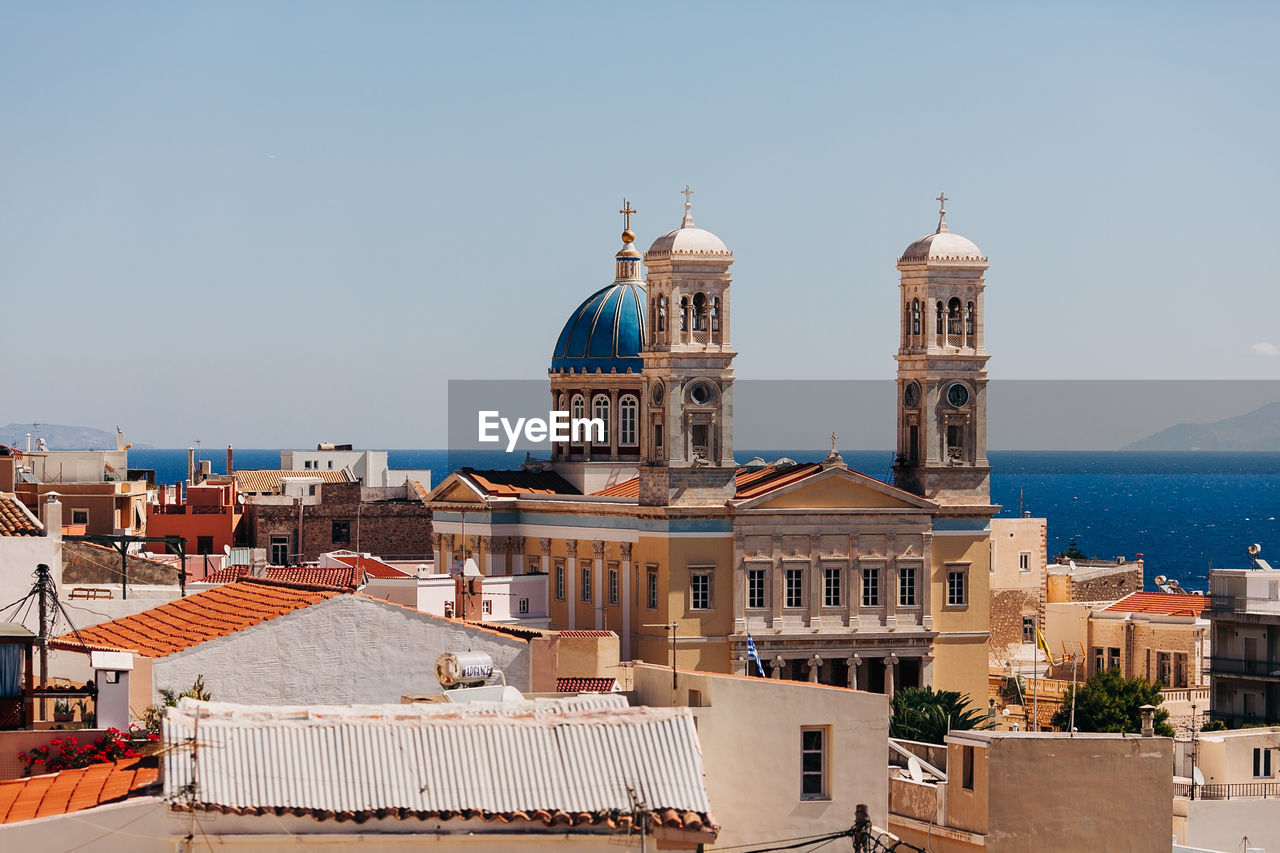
[0,756,160,824]
[53,578,344,657]
[1102,592,1207,617]
[0,494,40,537]
[329,553,411,578]
[459,468,580,497]
[199,566,363,589]
[233,468,354,494]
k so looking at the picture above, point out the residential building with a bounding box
[426,196,997,703]
[1086,592,1208,687]
[243,479,432,564]
[987,516,1047,665]
[1046,555,1143,603]
[1173,725,1280,852]
[0,493,61,616]
[1206,560,1280,726]
[0,444,147,538]
[889,730,1173,852]
[280,444,432,489]
[629,662,889,850]
[144,478,243,557]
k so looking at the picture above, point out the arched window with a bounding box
[711,297,721,333]
[935,301,944,335]
[965,301,975,336]
[912,299,921,335]
[571,394,586,444]
[592,395,610,444]
[657,295,667,332]
[619,395,638,445]
[693,293,708,332]
[947,297,962,335]
[679,296,689,332]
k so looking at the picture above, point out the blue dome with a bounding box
[551,281,647,373]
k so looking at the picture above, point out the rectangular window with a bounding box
[647,569,658,610]
[1018,552,1030,572]
[555,561,565,600]
[481,600,492,615]
[824,567,841,607]
[691,571,712,610]
[899,567,916,607]
[862,567,880,607]
[518,598,529,615]
[72,509,89,526]
[581,564,592,602]
[785,568,803,608]
[747,568,766,609]
[801,727,828,800]
[332,520,351,544]
[528,560,539,575]
[947,569,967,606]
[196,536,214,555]
[1093,647,1104,675]
[962,745,975,790]
[1022,616,1036,644]
[609,566,619,605]
[1255,747,1273,778]
[1108,647,1121,671]
[270,535,290,565]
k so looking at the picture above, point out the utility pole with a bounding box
[643,622,678,690]
[36,563,51,721]
[1069,653,1079,735]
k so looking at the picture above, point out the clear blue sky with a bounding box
[3,2,1277,447]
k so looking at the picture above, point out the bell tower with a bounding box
[638,186,737,506]
[892,194,992,509]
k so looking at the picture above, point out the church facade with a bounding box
[426,192,996,702]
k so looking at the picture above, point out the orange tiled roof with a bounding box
[558,630,616,638]
[594,478,640,498]
[53,578,344,657]
[461,469,580,497]
[0,756,160,824]
[408,479,429,501]
[1102,592,1207,617]
[330,554,410,578]
[233,468,353,494]
[0,493,40,537]
[556,677,619,693]
[590,462,829,501]
[202,566,362,588]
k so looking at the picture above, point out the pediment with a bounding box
[737,467,935,512]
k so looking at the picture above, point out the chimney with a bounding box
[226,445,234,477]
[91,652,133,731]
[199,459,211,481]
[43,494,62,540]
[1140,704,1155,737]
[187,447,195,485]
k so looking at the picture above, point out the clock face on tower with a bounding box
[947,383,970,408]
[903,381,920,408]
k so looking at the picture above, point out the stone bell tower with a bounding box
[638,186,737,506]
[892,194,992,510]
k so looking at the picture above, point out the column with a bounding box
[608,390,618,459]
[921,532,934,631]
[621,543,633,661]
[510,537,524,575]
[566,541,578,629]
[593,541,606,630]
[848,654,861,691]
[808,534,821,629]
[808,654,823,683]
[482,537,497,576]
[539,538,551,575]
[771,535,784,625]
[922,653,935,689]
[770,656,784,680]
[733,532,747,633]
[886,652,898,697]
[885,535,897,629]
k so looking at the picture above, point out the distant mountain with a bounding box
[1124,402,1280,451]
[0,423,151,451]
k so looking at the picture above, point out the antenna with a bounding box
[907,755,924,784]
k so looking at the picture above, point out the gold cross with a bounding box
[620,199,636,232]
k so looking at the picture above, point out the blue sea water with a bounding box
[129,448,1280,592]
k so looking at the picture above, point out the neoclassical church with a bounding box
[426,191,996,701]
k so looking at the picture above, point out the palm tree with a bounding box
[890,686,994,744]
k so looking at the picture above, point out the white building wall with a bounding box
[0,536,61,633]
[151,595,532,704]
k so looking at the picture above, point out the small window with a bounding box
[785,568,803,608]
[801,727,828,800]
[332,521,351,544]
[270,535,290,565]
[962,745,975,790]
[196,536,214,555]
[72,509,89,526]
[518,598,529,615]
[581,564,592,602]
[1022,616,1036,644]
[647,569,658,610]
[528,560,539,575]
[1108,647,1121,671]
[898,566,916,607]
[1254,747,1273,778]
[1093,647,1104,675]
[747,568,766,609]
[947,568,968,607]
[555,561,565,600]
[823,567,841,608]
[688,688,704,708]
[1018,552,1030,572]
[609,566,619,605]
[308,485,317,496]
[691,571,713,611]
[481,600,492,616]
[443,601,455,618]
[862,567,880,608]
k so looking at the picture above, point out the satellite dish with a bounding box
[1249,544,1262,557]
[907,755,924,784]
[1068,559,1077,570]
[224,545,232,556]
[1193,766,1205,787]
[1154,575,1167,586]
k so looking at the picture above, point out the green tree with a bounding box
[1055,538,1089,562]
[142,674,212,735]
[1051,669,1174,736]
[890,687,994,745]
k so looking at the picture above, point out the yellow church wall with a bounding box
[930,532,992,702]
[754,477,917,510]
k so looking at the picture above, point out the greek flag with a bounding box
[746,632,767,678]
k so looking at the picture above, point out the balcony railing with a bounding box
[1209,594,1280,615]
[1207,657,1280,679]
[1174,781,1280,800]
[1209,710,1280,728]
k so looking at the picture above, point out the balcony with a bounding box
[1207,657,1280,679]
[1209,710,1280,728]
[1175,781,1280,800]
[1208,594,1280,616]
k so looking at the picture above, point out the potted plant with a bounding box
[53,698,74,723]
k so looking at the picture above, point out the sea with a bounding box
[128,448,1280,593]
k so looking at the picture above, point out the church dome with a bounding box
[550,280,647,373]
[899,230,984,263]
[646,225,730,257]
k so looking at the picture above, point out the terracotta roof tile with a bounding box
[330,554,410,578]
[593,478,639,498]
[201,566,362,588]
[0,757,160,824]
[53,579,344,657]
[233,469,353,494]
[1102,592,1207,617]
[558,630,616,638]
[556,677,619,693]
[0,493,40,537]
[461,468,580,497]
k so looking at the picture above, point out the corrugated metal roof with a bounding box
[163,697,714,830]
[233,468,354,494]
